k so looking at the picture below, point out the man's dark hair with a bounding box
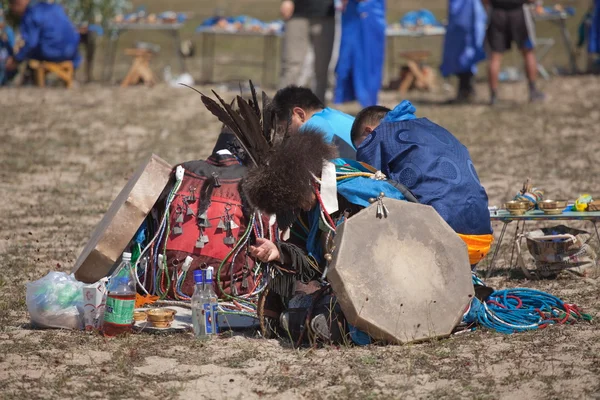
[350,105,391,145]
[270,85,325,123]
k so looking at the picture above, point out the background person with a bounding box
[485,0,545,104]
[0,8,15,85]
[590,0,600,58]
[4,0,81,74]
[334,0,386,108]
[279,0,335,104]
[440,0,488,102]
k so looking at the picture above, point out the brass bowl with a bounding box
[538,200,567,215]
[133,310,147,322]
[504,200,532,215]
[146,308,177,328]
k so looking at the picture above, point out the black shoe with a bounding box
[529,90,546,103]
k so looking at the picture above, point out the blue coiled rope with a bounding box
[463,274,590,334]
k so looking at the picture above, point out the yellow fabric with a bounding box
[458,234,494,265]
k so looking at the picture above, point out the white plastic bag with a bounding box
[26,272,85,330]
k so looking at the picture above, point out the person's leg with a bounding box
[488,52,503,105]
[486,8,508,105]
[457,71,475,101]
[512,6,545,102]
[310,17,335,103]
[523,48,545,102]
[280,18,310,89]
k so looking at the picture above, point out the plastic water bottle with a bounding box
[191,270,208,337]
[102,252,136,337]
[204,267,219,335]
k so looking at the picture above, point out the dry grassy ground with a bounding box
[1,74,600,399]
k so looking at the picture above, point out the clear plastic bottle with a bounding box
[204,266,219,335]
[191,270,208,337]
[102,252,136,337]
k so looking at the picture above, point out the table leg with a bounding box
[556,19,578,74]
[101,31,116,82]
[105,31,120,83]
[263,35,271,89]
[386,36,394,87]
[486,222,509,279]
[173,30,187,74]
[201,32,216,84]
[508,220,525,273]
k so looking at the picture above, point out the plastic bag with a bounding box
[26,272,85,330]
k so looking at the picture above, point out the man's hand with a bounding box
[280,0,294,20]
[249,238,282,263]
[5,56,17,71]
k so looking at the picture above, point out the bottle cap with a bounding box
[122,252,132,261]
[193,269,204,284]
[205,266,213,283]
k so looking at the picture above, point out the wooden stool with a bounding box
[120,48,156,88]
[28,60,74,88]
[397,51,436,95]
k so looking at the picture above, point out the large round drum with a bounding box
[328,199,474,344]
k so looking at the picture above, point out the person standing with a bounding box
[334,0,386,108]
[440,0,488,102]
[279,0,335,104]
[485,0,545,104]
[590,0,600,57]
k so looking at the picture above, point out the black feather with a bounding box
[211,90,259,165]
[249,80,261,121]
[201,94,257,166]
[236,95,268,158]
[200,95,239,138]
[262,91,273,144]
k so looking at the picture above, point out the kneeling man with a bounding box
[352,101,493,267]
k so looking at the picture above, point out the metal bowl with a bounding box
[147,308,177,328]
[133,310,147,322]
[504,200,532,215]
[538,200,567,215]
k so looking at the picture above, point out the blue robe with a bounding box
[590,0,600,54]
[0,24,15,85]
[356,104,492,236]
[334,0,386,107]
[14,2,81,67]
[440,0,487,77]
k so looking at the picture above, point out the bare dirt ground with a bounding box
[1,76,600,399]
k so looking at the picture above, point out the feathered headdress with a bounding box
[198,81,336,228]
[198,81,274,167]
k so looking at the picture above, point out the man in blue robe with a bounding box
[0,10,16,85]
[590,0,600,55]
[334,0,386,108]
[353,101,494,266]
[440,0,488,102]
[4,0,81,73]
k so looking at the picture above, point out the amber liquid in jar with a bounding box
[101,293,136,337]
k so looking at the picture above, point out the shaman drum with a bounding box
[327,199,474,344]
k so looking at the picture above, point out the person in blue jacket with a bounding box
[440,0,488,102]
[334,0,386,108]
[590,0,600,55]
[270,85,357,159]
[0,10,16,85]
[4,0,81,74]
